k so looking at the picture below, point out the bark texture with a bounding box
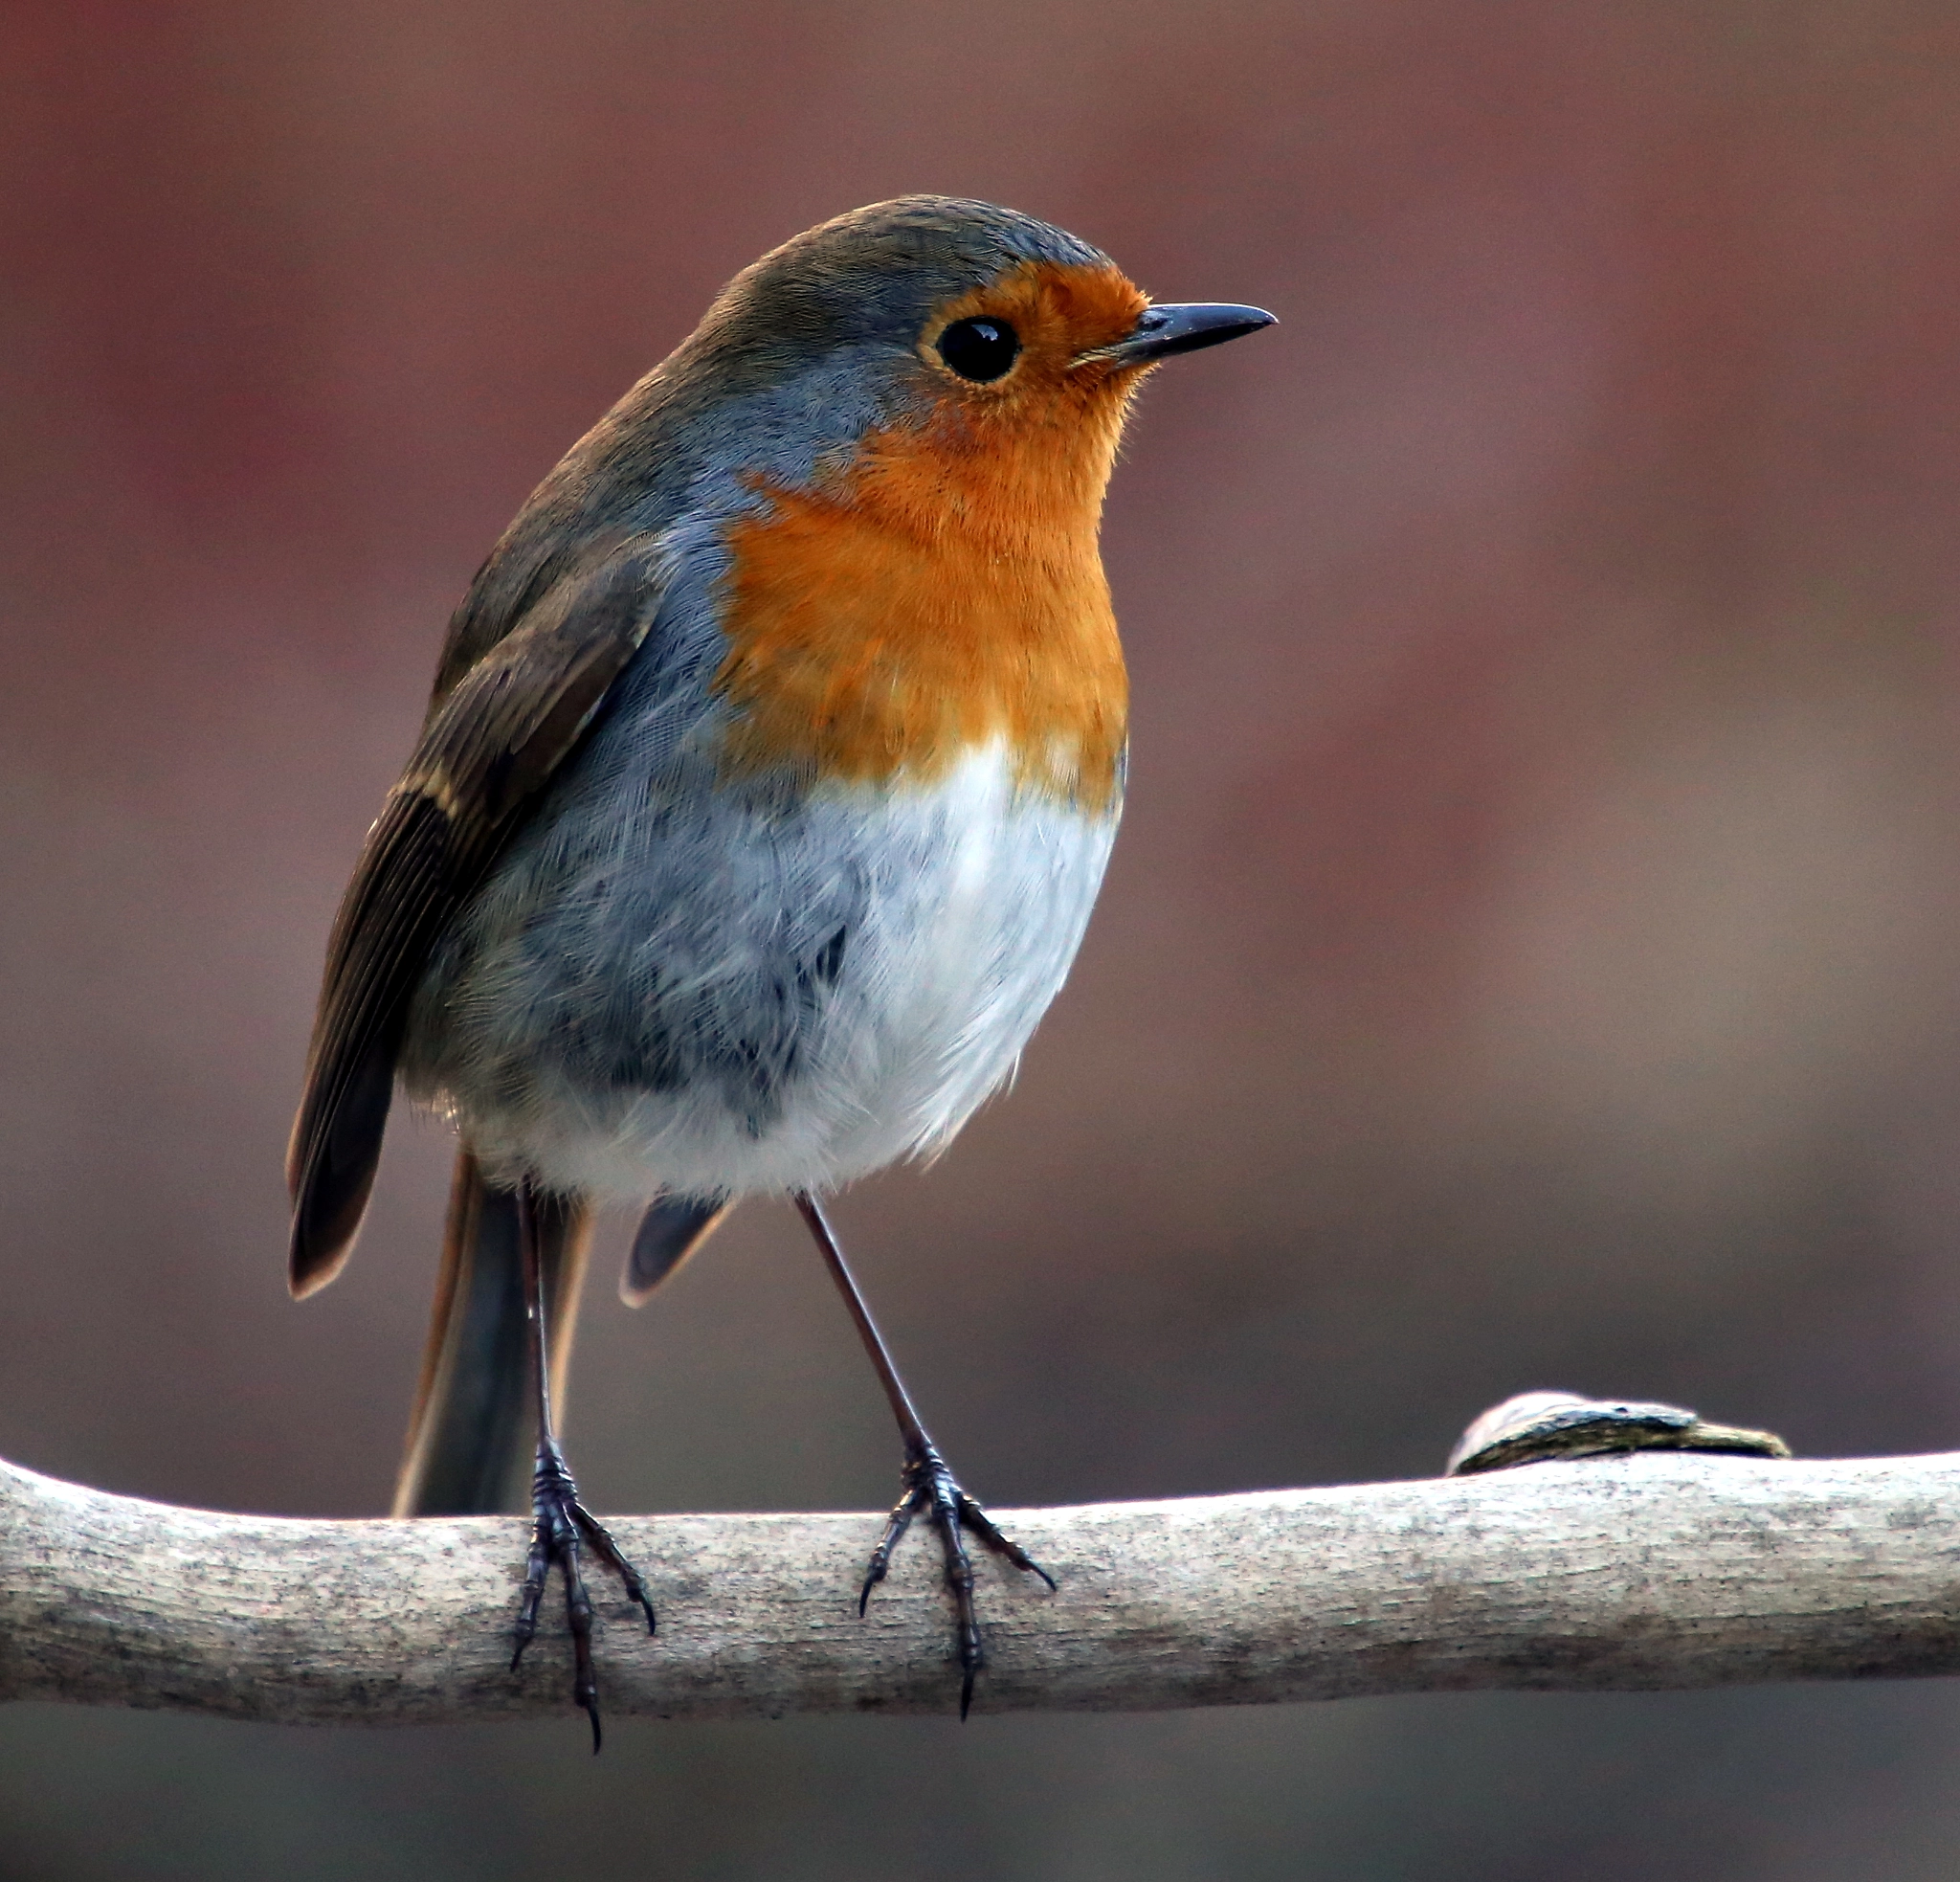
[4,1450,1957,1724]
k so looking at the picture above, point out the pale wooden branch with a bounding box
[6,1445,1960,1725]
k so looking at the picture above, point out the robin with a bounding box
[285,195,1273,1742]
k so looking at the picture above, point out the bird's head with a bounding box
[678,196,1274,552]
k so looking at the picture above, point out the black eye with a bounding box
[937,317,1020,382]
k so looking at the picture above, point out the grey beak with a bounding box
[1076,302,1277,370]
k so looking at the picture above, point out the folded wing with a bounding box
[285,536,674,1298]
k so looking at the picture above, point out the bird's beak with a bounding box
[1073,302,1277,370]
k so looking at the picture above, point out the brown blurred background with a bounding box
[7,1,1960,1875]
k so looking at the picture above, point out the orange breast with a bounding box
[713,261,1144,814]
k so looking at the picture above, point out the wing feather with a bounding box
[619,1195,732,1306]
[286,535,673,1297]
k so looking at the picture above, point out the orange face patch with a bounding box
[713,260,1145,811]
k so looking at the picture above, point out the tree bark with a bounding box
[5,1445,1958,1724]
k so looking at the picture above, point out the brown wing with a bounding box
[285,534,672,1298]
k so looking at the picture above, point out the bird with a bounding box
[284,195,1273,1744]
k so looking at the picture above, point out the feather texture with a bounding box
[285,538,672,1295]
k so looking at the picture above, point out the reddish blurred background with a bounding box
[7,2,1960,1875]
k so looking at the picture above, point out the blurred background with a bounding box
[6,0,1960,1874]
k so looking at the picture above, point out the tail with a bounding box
[392,1152,595,1517]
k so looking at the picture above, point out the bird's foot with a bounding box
[858,1440,1055,1719]
[510,1438,657,1752]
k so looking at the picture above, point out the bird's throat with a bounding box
[714,407,1130,811]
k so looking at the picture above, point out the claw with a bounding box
[858,1442,1053,1717]
[791,1196,1050,1719]
[956,1492,1057,1592]
[512,1439,654,1750]
[859,1480,923,1613]
[572,1500,657,1635]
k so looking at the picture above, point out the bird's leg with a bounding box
[509,1176,656,1752]
[793,1193,1054,1718]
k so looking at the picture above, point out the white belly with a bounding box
[402,739,1120,1203]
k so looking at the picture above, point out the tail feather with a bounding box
[392,1151,594,1516]
[620,1194,730,1306]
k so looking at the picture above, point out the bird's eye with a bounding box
[937,317,1020,382]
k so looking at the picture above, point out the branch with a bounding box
[6,1433,1958,1724]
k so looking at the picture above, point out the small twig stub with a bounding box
[1447,1390,1793,1475]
